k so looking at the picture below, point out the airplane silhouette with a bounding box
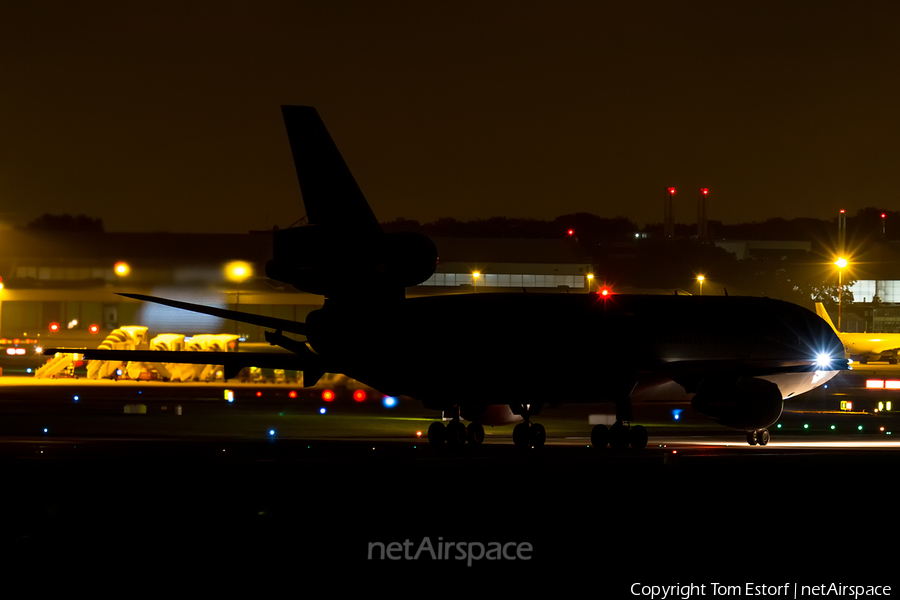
[46,106,847,449]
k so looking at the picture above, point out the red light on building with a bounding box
[353,390,367,402]
[49,323,60,332]
[882,213,887,218]
[600,288,610,297]
[89,324,100,334]
[256,391,263,397]
[288,390,298,399]
[322,390,335,401]
[567,229,575,236]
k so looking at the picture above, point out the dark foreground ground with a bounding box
[0,375,897,593]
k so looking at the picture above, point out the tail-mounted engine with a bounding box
[691,377,784,430]
[266,226,438,297]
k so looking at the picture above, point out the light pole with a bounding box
[587,273,594,292]
[835,257,848,331]
[226,262,253,337]
[472,271,480,292]
[697,275,705,296]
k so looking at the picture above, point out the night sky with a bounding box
[1,1,898,234]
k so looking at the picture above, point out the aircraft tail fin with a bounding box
[280,106,382,234]
[815,302,839,334]
[267,107,437,299]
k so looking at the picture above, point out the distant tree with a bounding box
[20,214,104,233]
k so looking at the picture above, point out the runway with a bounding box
[2,373,899,589]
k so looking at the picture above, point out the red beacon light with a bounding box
[89,324,100,334]
[567,229,575,236]
[288,390,298,399]
[600,287,611,297]
[701,188,709,195]
[667,187,676,195]
[49,322,60,332]
[322,389,335,402]
[353,390,367,402]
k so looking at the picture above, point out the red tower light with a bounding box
[667,187,676,195]
[567,229,575,236]
[701,188,709,195]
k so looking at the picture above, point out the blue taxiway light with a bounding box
[383,396,397,408]
[319,407,326,414]
[269,429,275,436]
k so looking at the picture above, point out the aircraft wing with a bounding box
[656,357,846,394]
[117,293,307,336]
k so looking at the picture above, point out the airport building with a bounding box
[0,231,592,351]
[836,243,900,333]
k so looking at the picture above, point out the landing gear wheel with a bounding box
[446,421,467,445]
[466,422,485,445]
[591,424,609,449]
[531,423,546,448]
[427,422,445,445]
[630,425,648,450]
[747,430,758,446]
[757,429,770,446]
[609,422,630,450]
[513,422,531,448]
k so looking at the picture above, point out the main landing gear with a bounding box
[746,428,770,446]
[512,421,546,449]
[427,420,485,446]
[590,422,648,450]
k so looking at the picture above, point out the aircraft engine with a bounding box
[460,404,523,426]
[266,227,438,296]
[690,377,784,430]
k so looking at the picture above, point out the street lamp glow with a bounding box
[835,257,848,269]
[697,275,705,296]
[225,261,253,282]
[114,262,130,277]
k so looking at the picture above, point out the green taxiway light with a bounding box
[858,425,863,431]
[803,424,809,429]
[776,424,782,429]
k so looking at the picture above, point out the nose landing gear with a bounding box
[746,428,770,446]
